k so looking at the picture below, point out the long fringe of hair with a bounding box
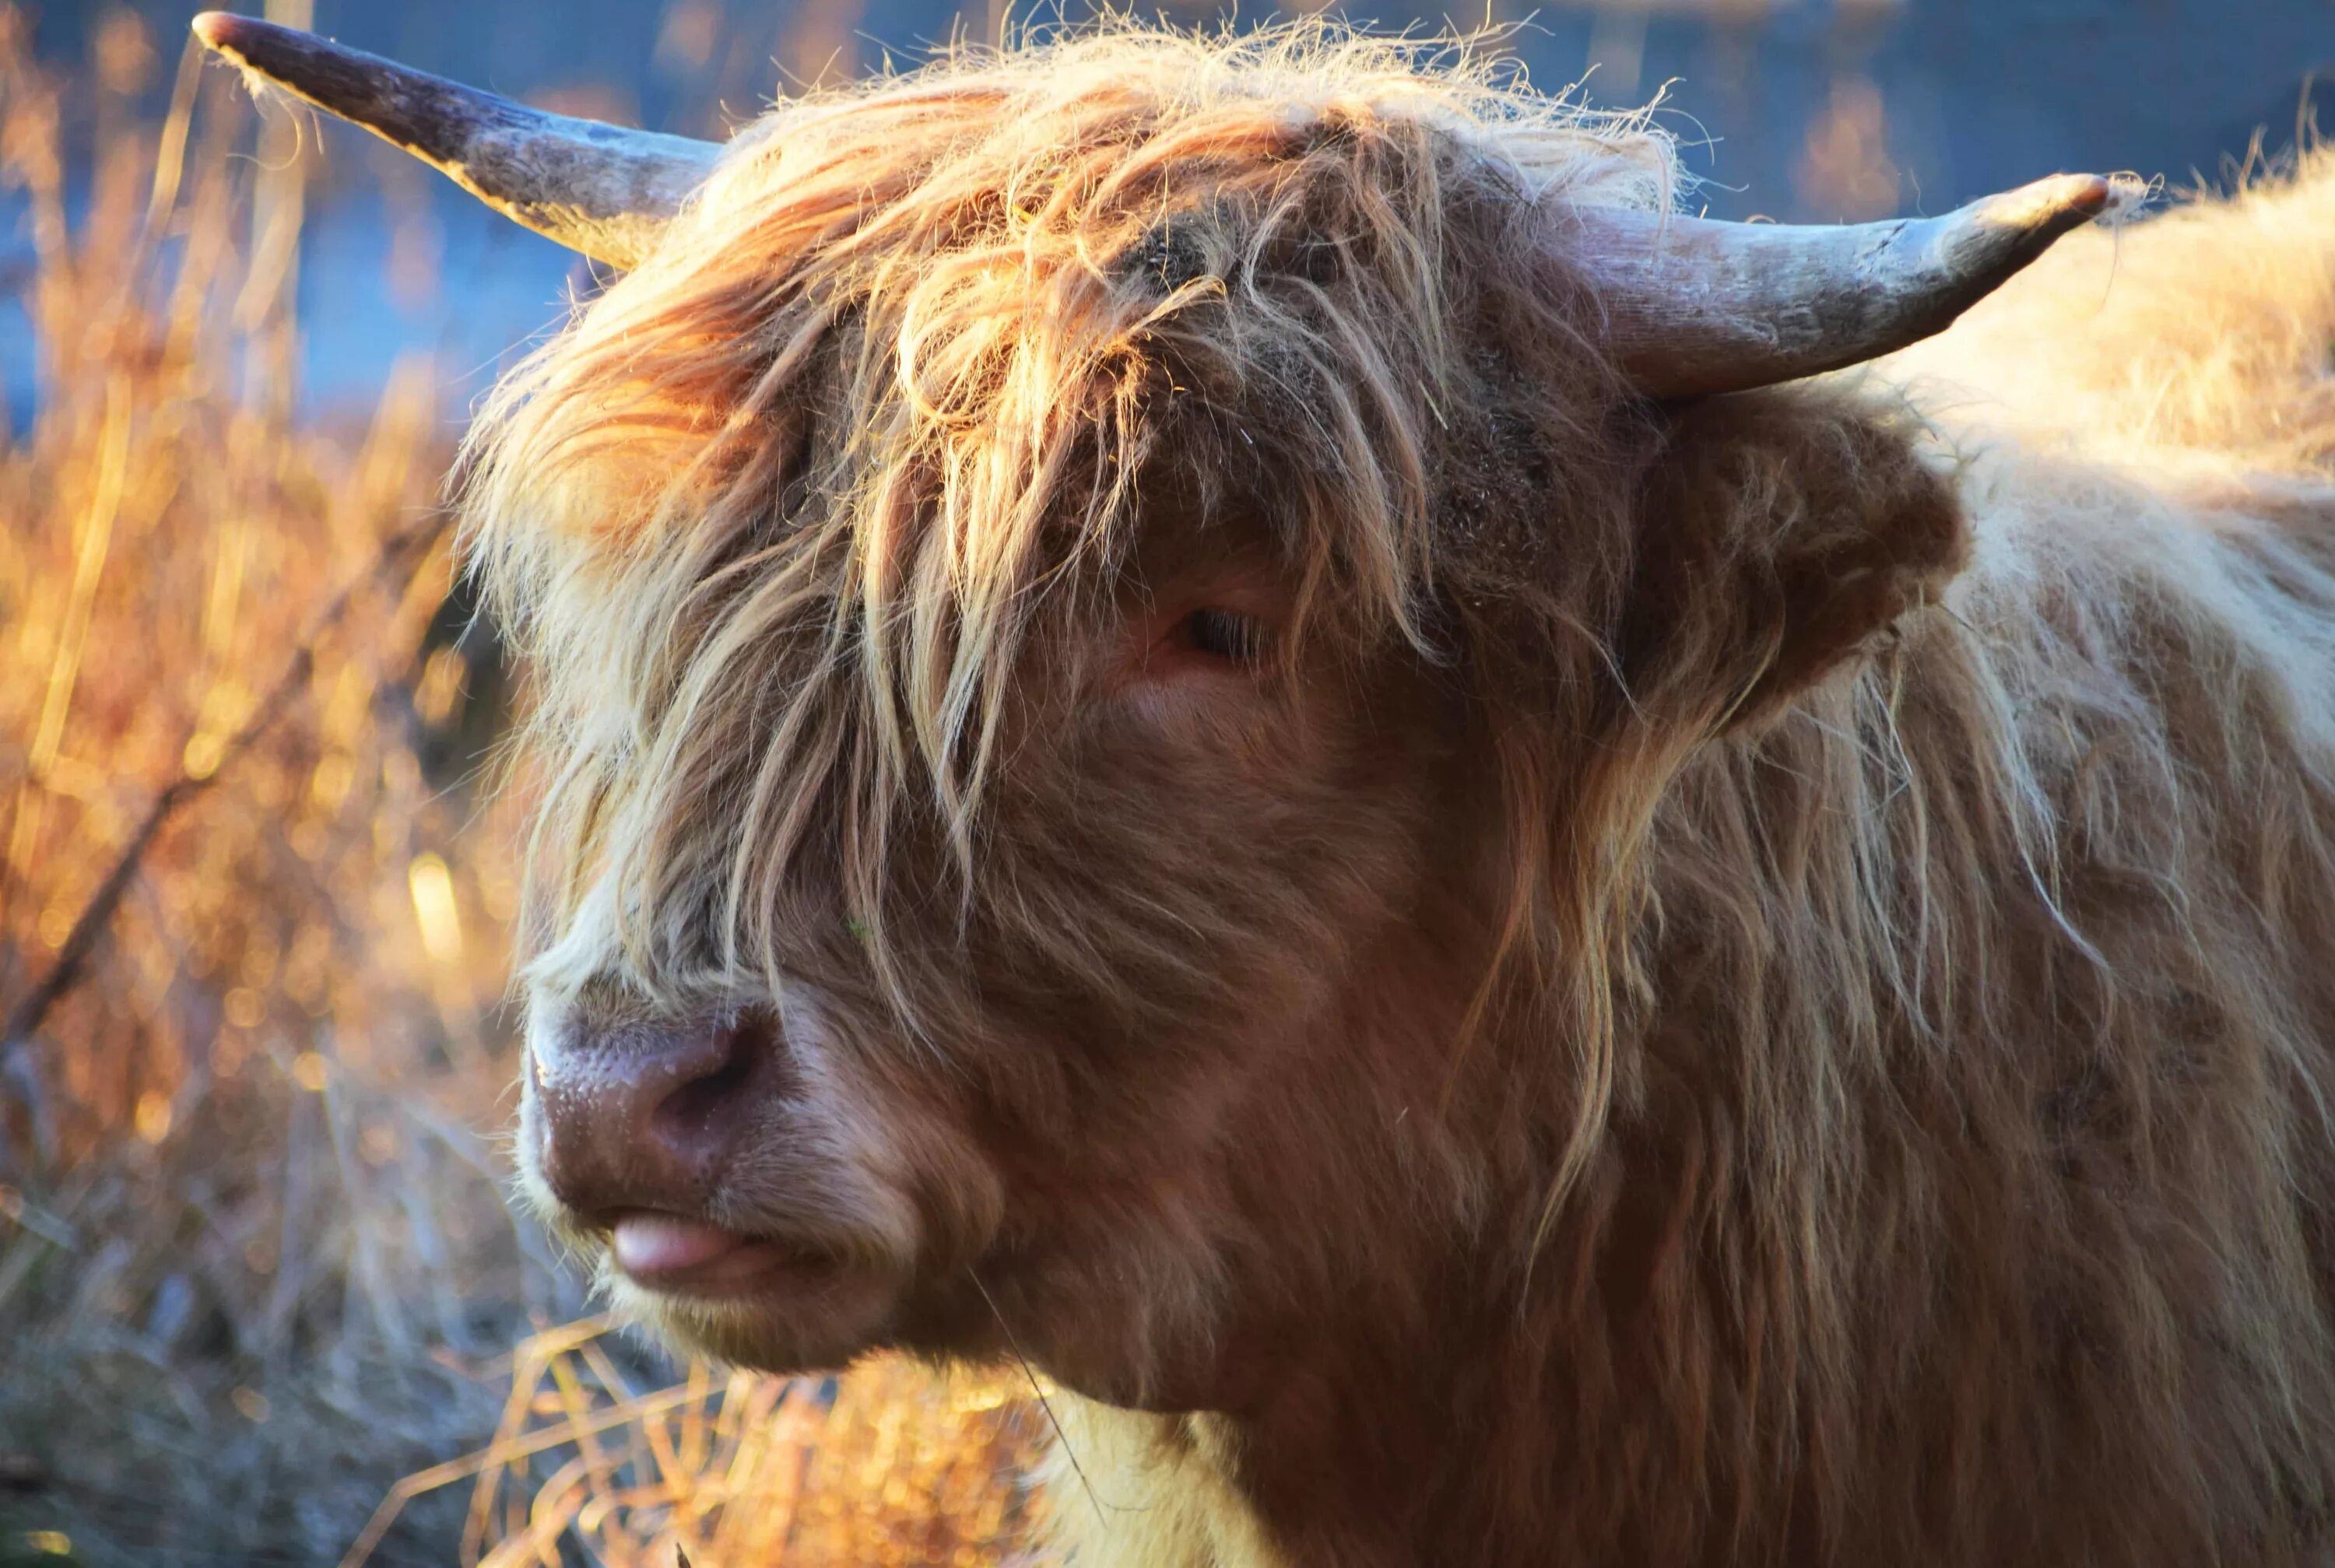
[460,20,1674,1028]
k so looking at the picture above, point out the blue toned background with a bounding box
[16,0,2335,426]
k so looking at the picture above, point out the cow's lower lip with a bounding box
[602,1212,904,1370]
[608,1212,824,1296]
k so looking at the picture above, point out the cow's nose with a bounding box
[528,1009,774,1220]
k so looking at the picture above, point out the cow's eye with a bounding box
[1178,608,1266,664]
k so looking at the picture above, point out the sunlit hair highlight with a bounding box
[458,20,1677,1016]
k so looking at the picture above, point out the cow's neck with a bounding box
[1038,1230,1623,1568]
[1027,937,1666,1559]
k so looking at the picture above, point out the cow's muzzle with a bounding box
[525,1007,823,1296]
[529,1009,771,1217]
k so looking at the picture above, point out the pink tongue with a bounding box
[611,1213,743,1277]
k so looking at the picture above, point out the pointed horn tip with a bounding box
[2031,173,2112,222]
[189,12,251,58]
[1980,173,2150,235]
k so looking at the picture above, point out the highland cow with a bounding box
[198,12,2335,1566]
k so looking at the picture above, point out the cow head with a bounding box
[194,14,2104,1406]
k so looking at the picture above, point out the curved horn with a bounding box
[1573,174,2120,397]
[191,12,721,268]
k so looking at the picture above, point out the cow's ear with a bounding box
[1616,392,1968,731]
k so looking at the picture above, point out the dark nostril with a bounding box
[651,1016,764,1145]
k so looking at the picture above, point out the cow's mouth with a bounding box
[606,1212,840,1297]
[592,1210,908,1370]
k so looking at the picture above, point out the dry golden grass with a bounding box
[0,12,1040,1565]
[342,1321,1043,1568]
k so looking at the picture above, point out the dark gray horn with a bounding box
[1569,174,2120,397]
[191,11,722,268]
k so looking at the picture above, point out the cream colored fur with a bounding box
[1043,1401,1290,1568]
[1889,150,2335,478]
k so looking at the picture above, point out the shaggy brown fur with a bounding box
[469,26,2335,1567]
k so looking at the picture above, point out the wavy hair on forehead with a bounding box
[458,19,1677,1011]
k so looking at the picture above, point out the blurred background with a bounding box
[1,1,2328,1564]
[15,0,2335,426]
